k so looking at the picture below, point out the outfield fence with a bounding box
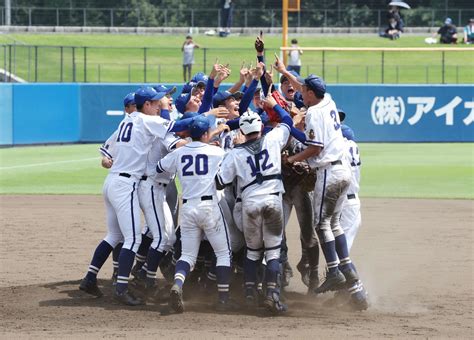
[1,44,473,84]
[1,7,474,28]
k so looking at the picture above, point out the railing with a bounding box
[0,7,473,28]
[1,45,473,84]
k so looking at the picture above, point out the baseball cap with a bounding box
[134,87,166,106]
[341,124,355,141]
[213,91,240,107]
[280,70,302,84]
[303,74,326,97]
[181,82,198,94]
[153,85,177,96]
[175,92,192,114]
[337,108,346,122]
[445,17,452,25]
[123,92,135,107]
[191,72,209,86]
[189,115,212,139]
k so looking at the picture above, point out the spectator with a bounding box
[287,39,303,75]
[380,13,403,40]
[435,18,458,44]
[220,0,234,36]
[463,18,474,44]
[182,35,200,82]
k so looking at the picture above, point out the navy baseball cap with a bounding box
[280,70,301,84]
[134,87,166,106]
[123,92,135,107]
[191,72,209,86]
[303,74,326,97]
[153,85,177,96]
[341,124,355,141]
[338,108,346,122]
[190,115,212,139]
[213,91,240,107]
[175,92,192,114]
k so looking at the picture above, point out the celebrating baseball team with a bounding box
[78,34,368,315]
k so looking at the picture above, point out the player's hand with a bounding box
[159,96,171,110]
[233,131,246,145]
[263,92,278,108]
[217,123,230,133]
[101,156,113,169]
[255,31,264,53]
[264,65,274,85]
[207,107,230,118]
[210,58,220,79]
[239,62,249,83]
[273,53,286,73]
[252,61,265,80]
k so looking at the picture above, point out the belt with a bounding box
[236,198,242,203]
[141,175,148,181]
[347,194,356,199]
[183,195,213,204]
[119,172,131,178]
[331,160,342,166]
[235,192,279,203]
[240,174,282,192]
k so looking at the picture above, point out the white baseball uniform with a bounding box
[217,123,290,262]
[138,134,181,254]
[340,138,361,251]
[304,93,351,251]
[102,111,174,253]
[157,142,231,269]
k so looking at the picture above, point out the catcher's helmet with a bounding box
[239,111,262,135]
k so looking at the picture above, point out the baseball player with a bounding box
[79,87,200,306]
[157,115,235,313]
[216,94,294,314]
[279,72,367,309]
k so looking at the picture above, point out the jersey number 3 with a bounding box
[116,122,133,142]
[182,154,209,176]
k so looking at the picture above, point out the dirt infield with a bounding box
[0,195,472,339]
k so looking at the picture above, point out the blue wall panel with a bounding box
[12,84,80,144]
[0,84,13,145]
[2,83,472,145]
[328,85,474,142]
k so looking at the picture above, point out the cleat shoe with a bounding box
[307,270,320,294]
[129,275,146,291]
[79,277,103,297]
[313,269,346,294]
[169,284,184,313]
[114,289,144,306]
[323,289,350,307]
[215,299,240,312]
[296,260,310,287]
[341,268,359,286]
[263,292,288,315]
[282,261,293,288]
[160,263,175,284]
[349,290,369,311]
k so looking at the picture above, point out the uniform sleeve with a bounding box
[99,129,118,159]
[144,115,174,139]
[266,123,291,150]
[157,150,178,174]
[216,152,237,186]
[162,132,181,152]
[304,110,325,147]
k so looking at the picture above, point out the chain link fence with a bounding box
[1,7,474,28]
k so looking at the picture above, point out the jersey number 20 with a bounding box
[182,154,208,176]
[116,122,133,142]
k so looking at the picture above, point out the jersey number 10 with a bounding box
[116,122,133,142]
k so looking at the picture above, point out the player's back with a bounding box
[110,112,171,177]
[224,124,289,200]
[174,142,225,199]
[305,94,345,168]
[343,138,361,195]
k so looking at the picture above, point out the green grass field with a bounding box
[0,34,472,84]
[0,143,472,199]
